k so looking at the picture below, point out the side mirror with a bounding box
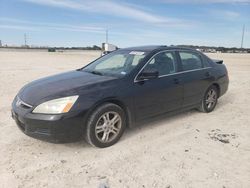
[138,67,159,80]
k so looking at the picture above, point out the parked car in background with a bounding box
[11,46,229,147]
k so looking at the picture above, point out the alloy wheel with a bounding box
[95,111,122,143]
[205,89,217,110]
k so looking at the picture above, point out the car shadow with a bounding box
[122,99,228,141]
[64,140,91,148]
[59,99,229,148]
[123,108,197,140]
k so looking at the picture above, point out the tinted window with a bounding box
[179,52,203,71]
[144,51,177,76]
[202,55,212,67]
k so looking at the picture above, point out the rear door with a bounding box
[132,50,183,120]
[177,51,213,107]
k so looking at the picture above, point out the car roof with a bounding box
[121,45,198,52]
[122,45,163,51]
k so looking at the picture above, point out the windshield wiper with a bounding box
[87,70,103,76]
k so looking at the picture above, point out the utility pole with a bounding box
[24,33,27,47]
[241,24,245,49]
[106,29,108,44]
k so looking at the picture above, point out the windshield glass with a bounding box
[82,50,147,77]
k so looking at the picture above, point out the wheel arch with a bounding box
[211,83,221,97]
[86,98,133,128]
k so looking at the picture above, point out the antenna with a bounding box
[241,24,245,49]
[106,29,108,44]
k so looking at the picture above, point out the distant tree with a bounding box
[92,45,101,50]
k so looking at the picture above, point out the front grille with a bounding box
[20,103,31,109]
[16,96,33,109]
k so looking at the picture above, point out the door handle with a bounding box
[174,78,180,84]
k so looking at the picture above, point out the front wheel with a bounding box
[85,103,126,148]
[198,85,218,113]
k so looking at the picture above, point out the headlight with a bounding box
[33,95,79,114]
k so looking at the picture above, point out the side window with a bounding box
[144,51,177,76]
[179,52,203,71]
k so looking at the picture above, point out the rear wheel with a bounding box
[85,103,126,148]
[198,85,218,113]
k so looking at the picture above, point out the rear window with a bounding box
[202,55,212,67]
[179,52,203,71]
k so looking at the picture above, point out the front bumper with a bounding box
[11,98,87,143]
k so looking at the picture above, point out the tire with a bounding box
[85,103,126,148]
[198,85,218,113]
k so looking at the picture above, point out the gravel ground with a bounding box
[0,50,250,188]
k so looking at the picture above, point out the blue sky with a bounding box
[0,0,249,48]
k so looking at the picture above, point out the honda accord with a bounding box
[11,46,229,147]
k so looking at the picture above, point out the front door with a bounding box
[132,51,183,121]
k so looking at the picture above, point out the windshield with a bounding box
[82,50,147,78]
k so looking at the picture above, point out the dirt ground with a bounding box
[0,50,250,188]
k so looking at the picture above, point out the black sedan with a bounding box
[11,46,229,147]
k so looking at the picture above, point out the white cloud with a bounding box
[0,25,38,31]
[21,0,182,24]
[0,18,105,33]
[222,11,240,18]
[210,10,241,20]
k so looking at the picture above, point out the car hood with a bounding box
[18,70,117,105]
